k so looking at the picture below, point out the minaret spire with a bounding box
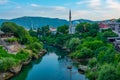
[69,9,72,34]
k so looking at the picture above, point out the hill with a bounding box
[0,16,69,29]
[0,17,98,29]
[72,19,94,23]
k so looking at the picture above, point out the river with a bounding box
[11,45,87,80]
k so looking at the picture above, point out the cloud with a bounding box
[53,6,67,11]
[106,0,120,9]
[0,0,120,20]
[0,5,69,19]
[76,1,88,5]
[0,0,8,5]
[89,0,101,7]
[30,4,39,7]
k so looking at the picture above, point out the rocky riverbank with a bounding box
[0,49,47,80]
[46,43,89,73]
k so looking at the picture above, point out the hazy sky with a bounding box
[0,0,120,20]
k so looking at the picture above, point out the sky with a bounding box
[0,0,120,20]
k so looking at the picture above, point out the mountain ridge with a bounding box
[1,16,116,29]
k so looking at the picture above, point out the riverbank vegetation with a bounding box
[1,21,119,80]
[38,22,120,80]
[0,22,44,73]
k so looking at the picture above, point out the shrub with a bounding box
[89,57,97,68]
[97,64,118,80]
[0,57,17,71]
[27,42,43,53]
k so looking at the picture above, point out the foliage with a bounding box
[27,42,43,53]
[29,29,37,37]
[7,38,18,43]
[102,31,118,37]
[15,50,30,61]
[41,25,51,36]
[71,47,93,59]
[117,18,120,22]
[1,22,33,44]
[86,69,98,80]
[97,64,118,80]
[76,22,99,37]
[57,25,69,34]
[0,57,17,71]
[89,57,97,68]
[0,22,44,72]
[66,38,80,51]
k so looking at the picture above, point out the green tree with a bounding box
[97,64,118,80]
[76,22,92,33]
[71,47,93,59]
[57,25,69,34]
[67,38,80,51]
[1,22,33,44]
[89,57,97,68]
[41,25,50,36]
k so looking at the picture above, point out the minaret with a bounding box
[69,9,72,34]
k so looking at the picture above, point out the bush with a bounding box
[0,57,17,71]
[7,38,18,43]
[89,57,97,68]
[70,47,93,59]
[97,64,118,80]
[67,38,80,51]
[27,42,43,53]
[86,69,98,80]
[15,50,30,61]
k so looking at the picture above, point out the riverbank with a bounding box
[44,42,89,73]
[0,49,47,80]
[10,45,87,80]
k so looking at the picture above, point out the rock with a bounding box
[9,64,22,74]
[67,66,72,69]
[78,65,89,72]
[41,49,47,53]
[62,47,67,49]
[23,58,32,65]
[0,72,14,80]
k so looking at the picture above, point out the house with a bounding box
[99,22,109,29]
[50,28,57,35]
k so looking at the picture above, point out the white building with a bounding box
[50,28,57,35]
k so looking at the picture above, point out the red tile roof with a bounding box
[99,23,109,29]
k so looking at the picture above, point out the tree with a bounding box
[67,38,80,51]
[1,22,33,44]
[98,64,118,80]
[117,18,120,22]
[29,29,37,37]
[1,22,18,33]
[76,22,92,33]
[37,28,42,38]
[41,25,50,36]
[0,57,17,71]
[89,57,97,68]
[57,25,69,34]
[71,47,93,59]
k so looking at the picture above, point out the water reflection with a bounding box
[11,45,87,80]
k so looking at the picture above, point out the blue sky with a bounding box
[0,0,120,20]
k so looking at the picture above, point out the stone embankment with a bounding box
[0,49,47,80]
